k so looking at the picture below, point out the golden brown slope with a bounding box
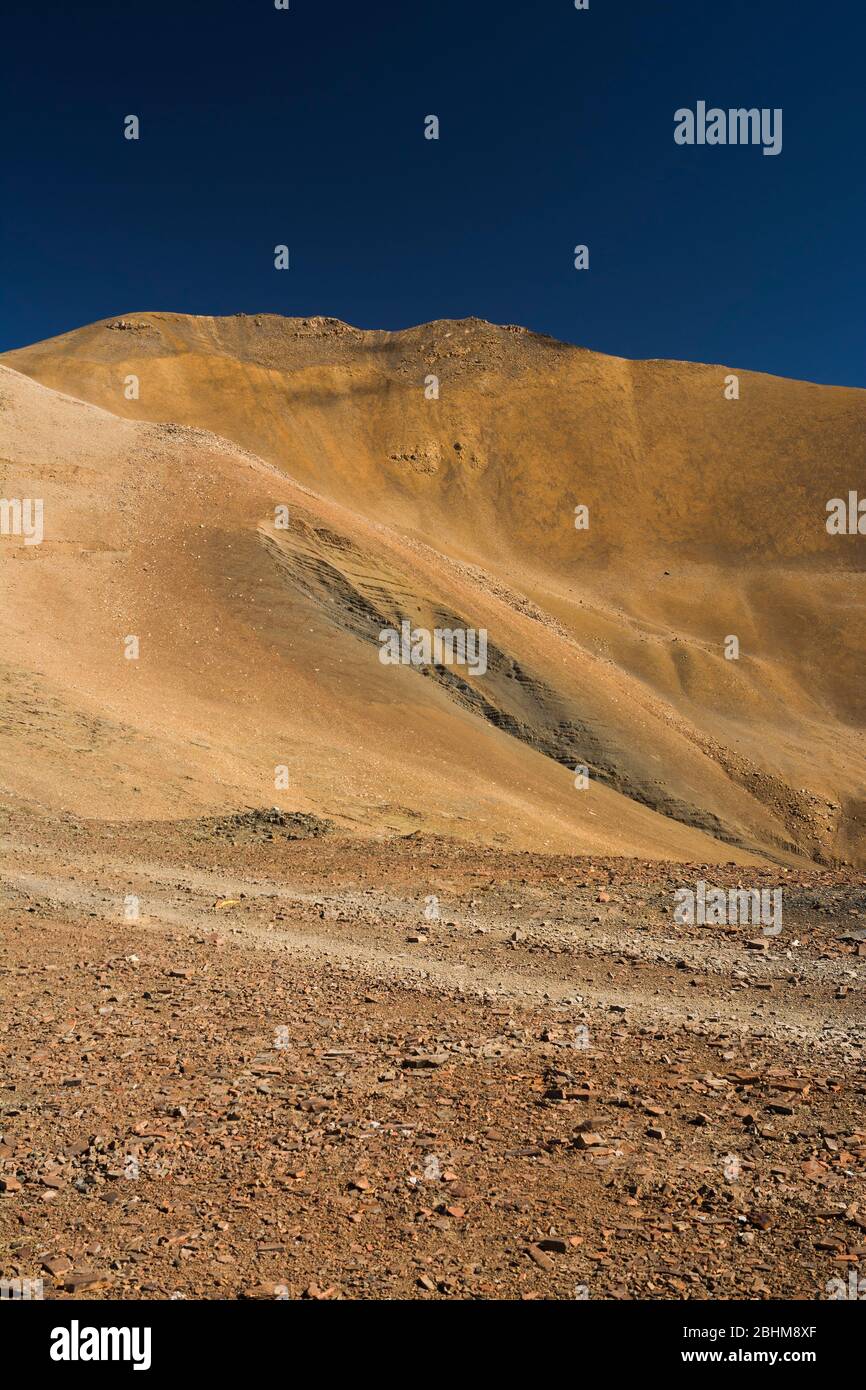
[2,314,864,863]
[0,362,765,860]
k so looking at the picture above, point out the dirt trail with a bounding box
[4,854,864,1051]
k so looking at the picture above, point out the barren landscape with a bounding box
[1,313,864,1299]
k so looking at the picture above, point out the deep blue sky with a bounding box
[2,0,864,385]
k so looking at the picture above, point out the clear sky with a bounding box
[2,0,864,385]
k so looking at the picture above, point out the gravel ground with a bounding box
[2,810,865,1301]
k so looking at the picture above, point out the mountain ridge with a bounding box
[7,310,866,391]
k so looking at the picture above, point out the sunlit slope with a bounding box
[5,312,864,566]
[3,313,864,863]
[2,362,772,861]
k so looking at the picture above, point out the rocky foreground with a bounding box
[1,810,864,1301]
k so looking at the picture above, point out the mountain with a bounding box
[2,312,864,863]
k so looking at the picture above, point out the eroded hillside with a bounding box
[2,314,864,863]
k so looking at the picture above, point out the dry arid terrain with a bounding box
[1,313,864,1300]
